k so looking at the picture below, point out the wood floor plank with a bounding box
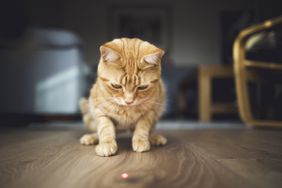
[173,129,282,188]
[0,127,282,188]
[218,159,282,188]
[176,130,282,160]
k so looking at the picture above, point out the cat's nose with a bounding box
[124,92,134,105]
[125,100,134,105]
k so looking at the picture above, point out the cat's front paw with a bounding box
[132,138,150,152]
[150,134,167,146]
[80,134,98,145]
[95,140,118,157]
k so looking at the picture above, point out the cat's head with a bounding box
[97,38,165,107]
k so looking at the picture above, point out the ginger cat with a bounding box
[79,38,167,157]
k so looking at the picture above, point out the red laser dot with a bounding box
[121,173,129,179]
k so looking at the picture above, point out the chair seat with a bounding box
[247,47,282,63]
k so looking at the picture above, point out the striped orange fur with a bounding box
[80,38,167,156]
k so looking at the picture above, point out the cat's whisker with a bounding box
[95,100,114,108]
[141,100,164,106]
[95,100,120,114]
[92,97,114,101]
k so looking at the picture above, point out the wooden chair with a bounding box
[198,64,236,122]
[233,16,282,127]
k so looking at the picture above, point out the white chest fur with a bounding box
[91,100,144,131]
[108,107,143,131]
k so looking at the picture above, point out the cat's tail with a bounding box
[79,98,96,131]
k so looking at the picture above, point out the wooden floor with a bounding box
[1,126,282,188]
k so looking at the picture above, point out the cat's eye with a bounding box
[111,83,122,89]
[138,85,149,90]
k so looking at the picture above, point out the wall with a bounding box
[24,0,254,66]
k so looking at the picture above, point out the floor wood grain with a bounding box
[0,126,282,188]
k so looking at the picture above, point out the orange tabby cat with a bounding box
[80,38,167,157]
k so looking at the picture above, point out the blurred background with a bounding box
[0,0,282,126]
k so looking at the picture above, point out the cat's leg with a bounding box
[80,100,97,131]
[80,133,98,145]
[150,133,167,146]
[80,112,98,145]
[132,114,154,152]
[95,116,118,157]
[79,97,98,146]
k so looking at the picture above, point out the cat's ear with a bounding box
[100,46,120,62]
[143,50,165,65]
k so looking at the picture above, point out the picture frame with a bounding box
[109,6,171,51]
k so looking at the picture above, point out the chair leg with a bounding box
[199,68,211,122]
[235,69,253,124]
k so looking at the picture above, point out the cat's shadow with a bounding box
[77,131,179,156]
[114,134,177,155]
[116,136,132,151]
